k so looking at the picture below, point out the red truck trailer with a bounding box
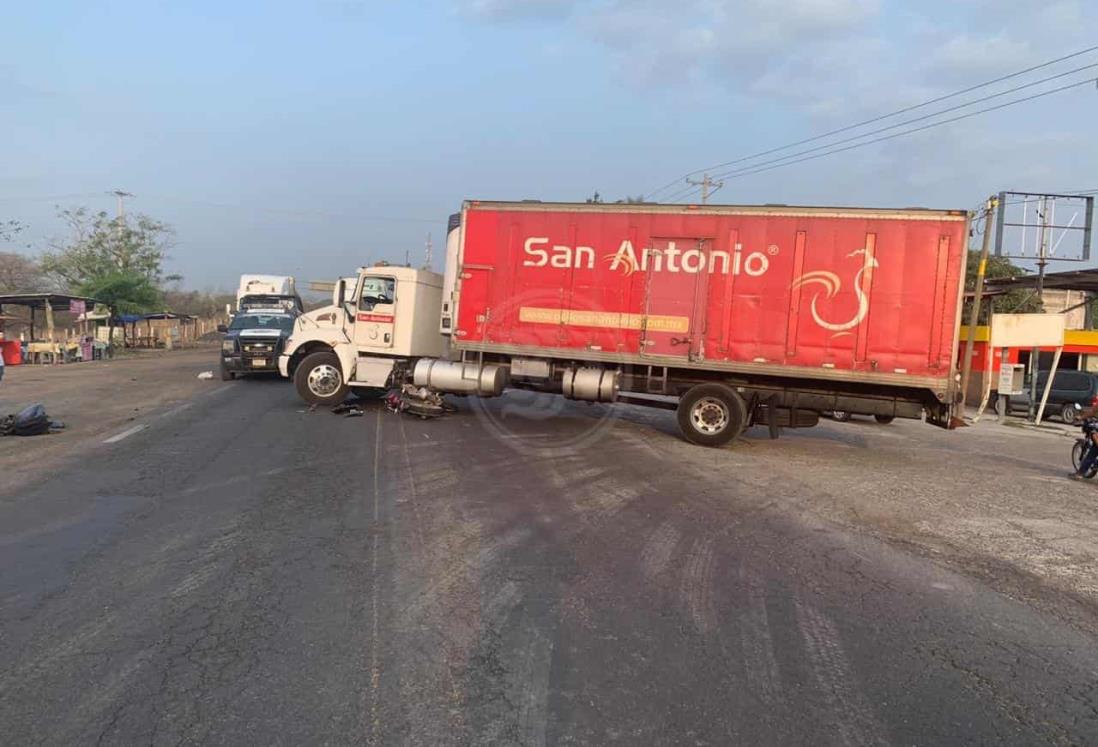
[431,200,969,445]
[282,200,969,446]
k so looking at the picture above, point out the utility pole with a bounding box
[424,232,433,269]
[685,173,723,204]
[110,190,133,237]
[111,189,133,221]
[959,194,998,414]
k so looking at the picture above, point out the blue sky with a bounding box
[2,0,1096,290]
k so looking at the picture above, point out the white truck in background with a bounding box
[231,274,304,315]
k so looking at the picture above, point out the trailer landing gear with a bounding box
[676,383,747,447]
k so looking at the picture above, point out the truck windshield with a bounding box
[360,276,395,311]
[229,314,295,332]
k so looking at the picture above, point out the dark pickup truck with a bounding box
[219,311,296,380]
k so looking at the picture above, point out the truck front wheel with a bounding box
[294,351,348,406]
[676,383,747,447]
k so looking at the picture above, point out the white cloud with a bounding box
[581,0,880,87]
[926,34,1033,82]
[457,0,1098,202]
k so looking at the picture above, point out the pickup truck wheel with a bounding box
[295,351,347,406]
[676,383,746,447]
[220,362,234,381]
[874,415,894,424]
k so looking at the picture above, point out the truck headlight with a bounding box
[222,340,236,353]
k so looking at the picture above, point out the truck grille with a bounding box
[240,339,281,355]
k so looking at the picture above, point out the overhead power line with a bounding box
[693,77,1098,188]
[706,63,1098,182]
[645,43,1098,201]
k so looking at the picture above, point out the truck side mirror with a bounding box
[217,324,228,333]
[344,301,356,320]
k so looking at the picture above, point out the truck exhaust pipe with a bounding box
[413,359,508,397]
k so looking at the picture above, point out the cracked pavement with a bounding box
[2,372,1098,744]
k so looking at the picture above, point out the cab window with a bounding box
[359,276,395,311]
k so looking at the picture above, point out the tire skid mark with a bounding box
[737,565,783,715]
[0,612,118,690]
[398,525,532,620]
[167,527,243,600]
[365,407,383,746]
[794,594,888,747]
[577,475,639,522]
[168,564,220,599]
[397,415,427,553]
[640,520,681,582]
[679,536,717,634]
[512,619,554,747]
[472,605,555,747]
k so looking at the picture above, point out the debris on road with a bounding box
[331,401,365,417]
[197,371,214,380]
[385,384,453,419]
[0,403,60,437]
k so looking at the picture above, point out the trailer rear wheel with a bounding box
[874,415,894,424]
[294,351,348,406]
[676,383,746,447]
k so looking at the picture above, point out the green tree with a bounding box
[40,208,178,312]
[40,208,179,349]
[963,250,1042,323]
[78,271,163,315]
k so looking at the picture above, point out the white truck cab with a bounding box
[279,264,445,404]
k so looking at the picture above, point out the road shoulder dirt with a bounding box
[0,346,234,494]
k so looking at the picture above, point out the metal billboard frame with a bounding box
[995,190,1093,262]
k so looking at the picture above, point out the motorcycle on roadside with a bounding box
[1071,403,1098,479]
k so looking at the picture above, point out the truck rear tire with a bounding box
[874,415,894,424]
[676,383,746,447]
[294,351,348,406]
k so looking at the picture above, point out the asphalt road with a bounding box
[2,377,1097,745]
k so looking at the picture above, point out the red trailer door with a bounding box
[641,238,709,360]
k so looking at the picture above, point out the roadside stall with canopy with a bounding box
[0,293,105,364]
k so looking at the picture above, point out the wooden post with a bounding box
[1035,346,1063,426]
[960,195,998,411]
